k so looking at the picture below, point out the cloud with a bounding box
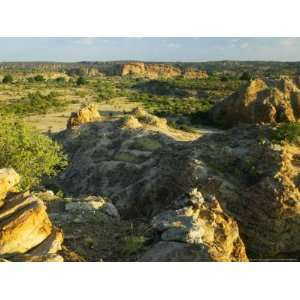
[240,42,249,49]
[72,38,97,46]
[166,42,182,49]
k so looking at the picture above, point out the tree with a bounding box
[2,74,13,84]
[34,75,45,82]
[239,71,252,81]
[76,76,87,86]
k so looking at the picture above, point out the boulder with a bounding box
[67,103,101,129]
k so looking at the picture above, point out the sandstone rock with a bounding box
[0,168,64,261]
[67,103,101,129]
[210,77,300,127]
[56,109,300,260]
[183,69,208,79]
[65,196,120,219]
[150,190,248,262]
[0,168,20,204]
[0,198,52,255]
[121,62,181,79]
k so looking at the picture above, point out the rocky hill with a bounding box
[49,105,300,261]
[211,77,300,127]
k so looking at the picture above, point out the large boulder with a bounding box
[210,77,300,127]
[0,169,64,261]
[67,103,101,129]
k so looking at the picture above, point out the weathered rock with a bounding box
[140,241,212,262]
[67,103,101,129]
[0,168,20,204]
[183,69,208,79]
[210,77,300,127]
[0,198,52,255]
[65,196,120,219]
[121,62,181,79]
[0,168,64,261]
[57,109,300,260]
[150,190,248,262]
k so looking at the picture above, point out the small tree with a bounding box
[240,71,252,81]
[2,74,13,84]
[34,75,45,82]
[76,76,87,86]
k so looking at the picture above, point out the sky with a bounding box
[0,37,300,62]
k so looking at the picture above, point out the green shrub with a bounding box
[55,77,66,84]
[34,75,45,82]
[2,74,13,84]
[76,76,87,86]
[272,122,300,144]
[0,116,67,189]
[0,91,66,115]
[121,235,145,256]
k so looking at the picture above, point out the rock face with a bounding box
[211,77,300,127]
[183,69,208,79]
[67,103,101,129]
[121,62,181,79]
[143,189,248,262]
[0,169,64,261]
[56,109,300,260]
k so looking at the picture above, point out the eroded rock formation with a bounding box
[67,103,101,129]
[211,77,300,127]
[56,108,300,260]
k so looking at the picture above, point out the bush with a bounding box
[34,75,45,82]
[272,122,300,144]
[0,116,67,189]
[0,91,66,116]
[55,77,66,84]
[76,76,87,86]
[2,74,13,84]
[240,71,252,81]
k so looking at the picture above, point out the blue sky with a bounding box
[0,37,300,62]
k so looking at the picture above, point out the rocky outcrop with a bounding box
[142,189,248,262]
[121,62,181,79]
[210,77,300,127]
[56,109,300,260]
[183,69,208,79]
[0,169,64,261]
[67,103,101,129]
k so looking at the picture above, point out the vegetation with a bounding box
[34,75,45,82]
[0,91,66,115]
[2,74,13,84]
[0,116,67,189]
[76,76,88,86]
[272,122,300,144]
